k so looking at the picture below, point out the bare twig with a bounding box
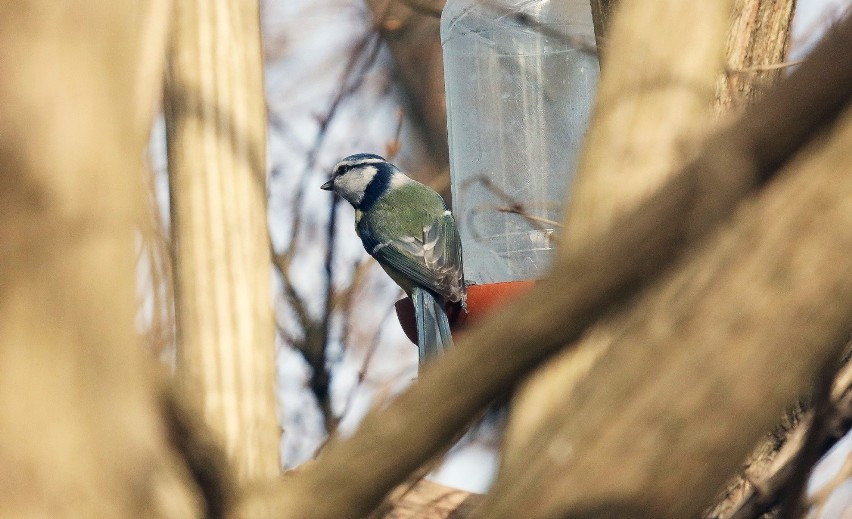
[726,59,804,74]
[305,191,343,434]
[335,303,397,434]
[337,259,369,352]
[284,31,383,260]
[272,252,312,334]
[777,359,839,519]
[495,207,563,228]
[385,107,405,160]
[139,152,176,360]
[270,23,387,435]
[461,174,562,252]
[709,347,852,519]
[274,320,300,350]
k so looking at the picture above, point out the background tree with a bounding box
[164,0,280,484]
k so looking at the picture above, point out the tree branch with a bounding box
[506,0,796,477]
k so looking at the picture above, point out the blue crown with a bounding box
[342,152,386,163]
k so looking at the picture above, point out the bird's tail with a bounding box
[412,286,453,364]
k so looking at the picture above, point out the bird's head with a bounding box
[321,153,401,210]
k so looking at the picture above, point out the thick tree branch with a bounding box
[506,0,737,464]
[477,104,852,519]
[560,2,735,253]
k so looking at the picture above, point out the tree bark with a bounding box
[715,0,797,112]
[0,0,198,515]
[164,0,280,484]
[504,0,738,468]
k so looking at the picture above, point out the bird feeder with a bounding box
[396,0,599,339]
[442,0,599,320]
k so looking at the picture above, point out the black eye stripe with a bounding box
[336,164,354,176]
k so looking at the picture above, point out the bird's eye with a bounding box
[335,164,357,176]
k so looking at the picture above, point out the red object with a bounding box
[394,280,536,344]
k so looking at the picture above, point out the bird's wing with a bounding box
[360,212,465,303]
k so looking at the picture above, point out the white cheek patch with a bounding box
[336,166,378,205]
[390,172,411,189]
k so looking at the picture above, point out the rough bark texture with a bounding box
[504,0,795,475]
[0,1,198,516]
[164,0,280,484]
[241,14,852,517]
[590,0,617,53]
[706,355,852,519]
[716,0,797,112]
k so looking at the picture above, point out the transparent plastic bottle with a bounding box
[441,0,598,285]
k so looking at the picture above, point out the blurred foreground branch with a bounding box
[0,0,201,515]
[505,0,797,505]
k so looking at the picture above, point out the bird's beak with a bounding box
[320,179,333,191]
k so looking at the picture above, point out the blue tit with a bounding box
[321,153,466,364]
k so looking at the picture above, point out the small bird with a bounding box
[321,153,466,364]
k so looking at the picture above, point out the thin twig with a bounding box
[461,175,563,249]
[337,259,379,357]
[272,252,311,333]
[385,107,405,160]
[777,359,839,519]
[720,351,852,519]
[726,59,804,75]
[336,303,397,430]
[495,207,564,228]
[285,31,383,259]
